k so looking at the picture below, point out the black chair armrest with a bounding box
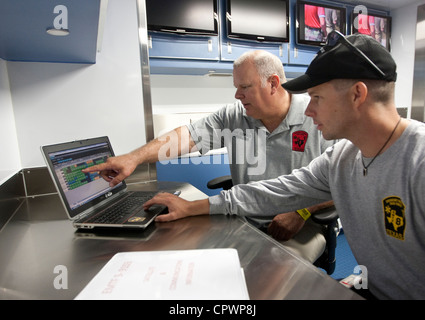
[207,175,233,190]
[311,205,339,275]
[311,206,339,225]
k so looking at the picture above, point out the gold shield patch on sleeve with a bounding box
[383,196,406,240]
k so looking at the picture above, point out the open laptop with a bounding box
[41,136,177,230]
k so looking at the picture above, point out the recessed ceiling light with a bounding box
[46,28,70,36]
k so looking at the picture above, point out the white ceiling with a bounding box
[338,0,422,10]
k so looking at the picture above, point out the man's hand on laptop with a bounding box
[143,193,210,223]
[82,154,138,187]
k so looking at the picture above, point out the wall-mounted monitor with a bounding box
[351,12,391,51]
[226,0,289,43]
[146,0,218,36]
[296,0,346,46]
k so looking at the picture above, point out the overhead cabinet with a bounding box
[0,0,106,63]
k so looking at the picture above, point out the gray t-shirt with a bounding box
[188,94,333,185]
[209,119,425,299]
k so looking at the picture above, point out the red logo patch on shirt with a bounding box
[292,131,308,152]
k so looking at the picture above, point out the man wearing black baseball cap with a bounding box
[282,31,397,93]
[144,33,425,299]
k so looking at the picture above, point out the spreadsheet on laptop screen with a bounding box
[49,142,117,210]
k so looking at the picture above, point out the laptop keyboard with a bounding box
[86,191,158,224]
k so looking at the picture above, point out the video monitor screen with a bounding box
[352,12,391,50]
[226,0,289,43]
[297,0,346,46]
[146,0,218,36]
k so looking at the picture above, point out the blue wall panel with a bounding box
[156,154,231,196]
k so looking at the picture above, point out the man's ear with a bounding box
[269,75,280,93]
[351,81,368,107]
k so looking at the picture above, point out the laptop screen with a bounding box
[42,137,126,219]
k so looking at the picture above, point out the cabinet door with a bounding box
[288,43,318,65]
[149,33,220,61]
[220,40,289,64]
[0,0,104,63]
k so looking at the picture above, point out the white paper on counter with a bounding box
[75,248,249,300]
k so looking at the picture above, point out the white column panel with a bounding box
[0,59,21,183]
[391,0,425,115]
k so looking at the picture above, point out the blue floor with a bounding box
[329,231,358,280]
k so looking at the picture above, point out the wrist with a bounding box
[297,201,335,220]
[308,200,335,214]
[188,199,210,217]
[296,208,311,221]
[129,148,145,165]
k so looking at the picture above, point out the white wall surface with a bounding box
[0,59,21,182]
[150,74,237,138]
[391,0,425,114]
[6,0,146,169]
[151,74,236,115]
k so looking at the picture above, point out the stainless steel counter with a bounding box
[0,181,361,300]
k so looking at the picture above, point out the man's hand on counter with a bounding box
[268,200,335,241]
[143,193,210,222]
[267,211,306,241]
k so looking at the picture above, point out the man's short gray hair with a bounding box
[234,50,286,87]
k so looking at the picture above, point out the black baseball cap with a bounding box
[282,32,397,93]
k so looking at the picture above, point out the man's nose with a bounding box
[304,102,314,118]
[235,88,243,100]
